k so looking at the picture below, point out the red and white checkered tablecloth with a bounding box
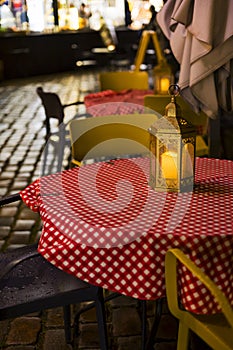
[84,89,154,117]
[84,89,206,135]
[20,157,233,314]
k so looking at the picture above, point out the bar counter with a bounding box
[0,27,140,79]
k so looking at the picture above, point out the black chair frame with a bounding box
[0,193,108,349]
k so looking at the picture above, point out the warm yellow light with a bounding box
[107,44,116,52]
[161,151,177,179]
[160,78,170,93]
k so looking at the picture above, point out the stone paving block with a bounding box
[18,207,39,220]
[116,335,142,350]
[46,308,65,327]
[0,175,17,183]
[0,187,8,196]
[43,330,72,350]
[24,158,40,166]
[10,155,25,163]
[0,207,18,217]
[17,146,29,152]
[156,314,178,340]
[5,244,28,250]
[79,305,98,323]
[110,295,138,308]
[19,165,35,173]
[0,171,16,179]
[29,142,45,150]
[5,346,35,350]
[0,217,14,226]
[0,319,9,344]
[8,158,23,166]
[9,231,31,244]
[112,307,141,337]
[0,226,11,239]
[0,153,11,163]
[147,300,157,317]
[78,323,101,349]
[14,151,28,159]
[6,317,41,345]
[13,219,36,231]
[17,171,32,178]
[11,180,29,190]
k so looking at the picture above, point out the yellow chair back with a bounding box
[69,113,158,166]
[99,71,149,91]
[165,248,233,350]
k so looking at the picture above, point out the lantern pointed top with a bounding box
[164,84,181,118]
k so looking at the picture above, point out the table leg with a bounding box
[145,298,163,350]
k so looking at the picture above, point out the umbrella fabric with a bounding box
[157,0,233,119]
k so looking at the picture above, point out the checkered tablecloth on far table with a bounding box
[84,89,207,135]
[20,157,233,314]
[84,89,154,116]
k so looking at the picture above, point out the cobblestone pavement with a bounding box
[0,68,207,350]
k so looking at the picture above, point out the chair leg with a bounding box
[145,298,163,350]
[177,322,189,350]
[63,305,72,344]
[95,289,108,350]
[42,142,49,176]
[57,128,66,172]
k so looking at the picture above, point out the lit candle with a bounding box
[160,78,170,93]
[161,151,177,179]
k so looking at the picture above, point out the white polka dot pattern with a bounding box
[20,157,233,314]
[84,90,153,116]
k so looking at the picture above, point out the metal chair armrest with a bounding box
[0,245,39,280]
[0,193,21,207]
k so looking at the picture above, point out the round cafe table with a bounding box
[20,157,233,315]
[84,89,154,116]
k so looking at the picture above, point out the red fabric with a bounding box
[84,89,154,116]
[84,89,205,135]
[20,158,233,314]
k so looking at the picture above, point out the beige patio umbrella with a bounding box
[156,0,233,119]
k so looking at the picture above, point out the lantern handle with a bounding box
[168,84,180,97]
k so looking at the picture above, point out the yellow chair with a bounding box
[165,248,233,350]
[69,113,158,167]
[99,71,149,91]
[144,95,209,157]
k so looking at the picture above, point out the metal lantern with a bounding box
[133,30,174,93]
[149,85,196,192]
[154,61,174,94]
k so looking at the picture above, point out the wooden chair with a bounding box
[165,248,233,350]
[36,87,86,175]
[99,71,149,91]
[144,95,209,157]
[69,113,158,167]
[0,193,108,350]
